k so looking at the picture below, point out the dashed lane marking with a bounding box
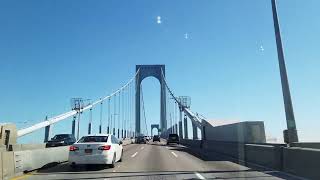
[171,151,178,158]
[195,172,206,179]
[131,152,138,158]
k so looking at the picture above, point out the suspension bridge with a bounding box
[1,0,320,178]
[0,64,318,180]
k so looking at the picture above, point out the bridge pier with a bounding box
[178,109,183,138]
[71,116,76,137]
[121,129,124,138]
[179,121,183,139]
[192,121,198,140]
[174,124,178,134]
[107,126,110,134]
[44,116,50,143]
[113,128,115,136]
[88,123,92,134]
[183,114,188,139]
[117,129,120,138]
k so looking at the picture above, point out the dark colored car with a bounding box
[46,134,76,147]
[167,134,179,145]
[153,135,160,142]
[136,136,147,144]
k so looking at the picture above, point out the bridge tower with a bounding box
[135,65,166,135]
[150,124,160,136]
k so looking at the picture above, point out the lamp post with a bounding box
[271,0,298,143]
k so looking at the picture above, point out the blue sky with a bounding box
[1,0,320,143]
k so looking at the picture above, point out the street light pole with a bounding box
[271,0,298,143]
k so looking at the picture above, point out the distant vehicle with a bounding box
[136,136,147,144]
[46,134,76,147]
[68,134,123,168]
[144,136,150,141]
[167,134,179,145]
[153,135,160,142]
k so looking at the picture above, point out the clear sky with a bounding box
[1,0,320,143]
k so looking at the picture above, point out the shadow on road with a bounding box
[168,145,301,180]
[34,169,286,180]
[37,163,110,173]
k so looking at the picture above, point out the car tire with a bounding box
[109,154,116,168]
[119,150,123,162]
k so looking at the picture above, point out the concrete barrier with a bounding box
[1,151,14,180]
[122,138,134,146]
[181,139,320,180]
[245,144,282,170]
[14,146,69,173]
[290,142,320,149]
[202,140,246,161]
[283,147,320,180]
[10,143,46,151]
[204,121,266,143]
[180,139,201,147]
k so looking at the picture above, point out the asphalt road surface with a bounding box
[24,141,302,180]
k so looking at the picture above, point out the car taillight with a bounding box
[98,145,111,151]
[69,146,79,151]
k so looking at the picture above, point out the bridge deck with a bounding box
[23,141,301,180]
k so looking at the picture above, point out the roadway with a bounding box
[24,141,302,180]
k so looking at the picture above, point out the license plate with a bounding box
[85,149,92,154]
[172,137,176,139]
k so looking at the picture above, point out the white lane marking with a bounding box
[112,170,116,172]
[141,146,144,150]
[166,147,169,149]
[117,165,120,168]
[195,172,205,179]
[171,152,178,158]
[131,152,138,158]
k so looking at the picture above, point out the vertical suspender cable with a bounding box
[99,99,103,134]
[118,91,121,138]
[113,93,116,136]
[108,98,110,134]
[122,88,125,138]
[88,108,92,134]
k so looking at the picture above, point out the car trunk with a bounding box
[74,143,105,156]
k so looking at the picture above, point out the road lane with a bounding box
[25,141,302,180]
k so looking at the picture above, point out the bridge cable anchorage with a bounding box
[17,69,140,137]
[140,84,148,136]
[160,68,205,130]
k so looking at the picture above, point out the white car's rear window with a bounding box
[78,136,108,143]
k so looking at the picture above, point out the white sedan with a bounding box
[68,134,123,168]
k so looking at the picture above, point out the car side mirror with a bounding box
[119,141,123,145]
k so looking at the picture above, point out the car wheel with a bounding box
[109,154,116,168]
[119,150,123,162]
